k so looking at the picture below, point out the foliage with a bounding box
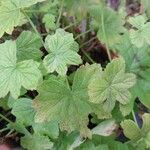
[0,0,150,150]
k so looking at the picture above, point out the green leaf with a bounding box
[16,31,42,61]
[0,97,9,110]
[12,0,46,8]
[43,13,56,31]
[121,120,142,141]
[89,4,125,47]
[128,15,150,48]
[0,0,46,37]
[43,28,82,76]
[21,134,53,150]
[33,121,59,139]
[33,64,109,137]
[141,0,150,19]
[0,40,42,99]
[88,58,136,112]
[144,131,150,148]
[115,33,150,108]
[119,96,135,116]
[92,119,117,136]
[11,98,36,126]
[141,113,150,135]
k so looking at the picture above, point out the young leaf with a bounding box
[43,14,56,31]
[21,134,53,150]
[88,58,136,112]
[128,15,150,48]
[0,0,46,37]
[89,4,125,47]
[43,29,82,75]
[121,120,141,141]
[11,98,36,126]
[0,40,42,99]
[16,31,42,62]
[33,64,109,137]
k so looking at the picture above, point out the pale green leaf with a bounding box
[92,119,117,136]
[43,29,82,75]
[144,132,150,148]
[0,40,42,99]
[141,0,150,19]
[12,0,46,8]
[16,31,42,61]
[90,4,125,47]
[43,13,56,31]
[115,33,150,108]
[121,120,142,141]
[119,96,135,116]
[21,134,53,150]
[128,15,150,48]
[33,64,110,137]
[141,113,150,135]
[0,0,25,37]
[33,121,59,139]
[11,98,36,126]
[88,58,136,112]
[0,0,46,37]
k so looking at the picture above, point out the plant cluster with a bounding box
[0,0,150,149]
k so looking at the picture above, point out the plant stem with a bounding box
[22,10,45,47]
[80,37,96,48]
[56,0,64,27]
[75,29,92,40]
[63,21,80,30]
[0,113,13,124]
[0,127,9,133]
[24,10,45,13]
[101,11,111,61]
[81,49,95,63]
[132,110,138,126]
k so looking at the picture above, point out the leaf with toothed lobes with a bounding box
[89,4,125,48]
[121,119,142,141]
[88,58,136,112]
[16,31,42,62]
[115,33,150,109]
[0,40,42,99]
[128,15,150,48]
[43,28,82,76]
[33,64,111,138]
[21,134,53,150]
[0,0,46,37]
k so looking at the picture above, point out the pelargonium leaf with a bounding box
[88,58,136,112]
[0,40,42,99]
[11,98,36,126]
[21,134,53,150]
[33,64,110,137]
[128,15,150,48]
[121,119,142,141]
[0,0,46,37]
[89,4,125,47]
[16,31,42,62]
[115,33,150,109]
[43,28,82,76]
